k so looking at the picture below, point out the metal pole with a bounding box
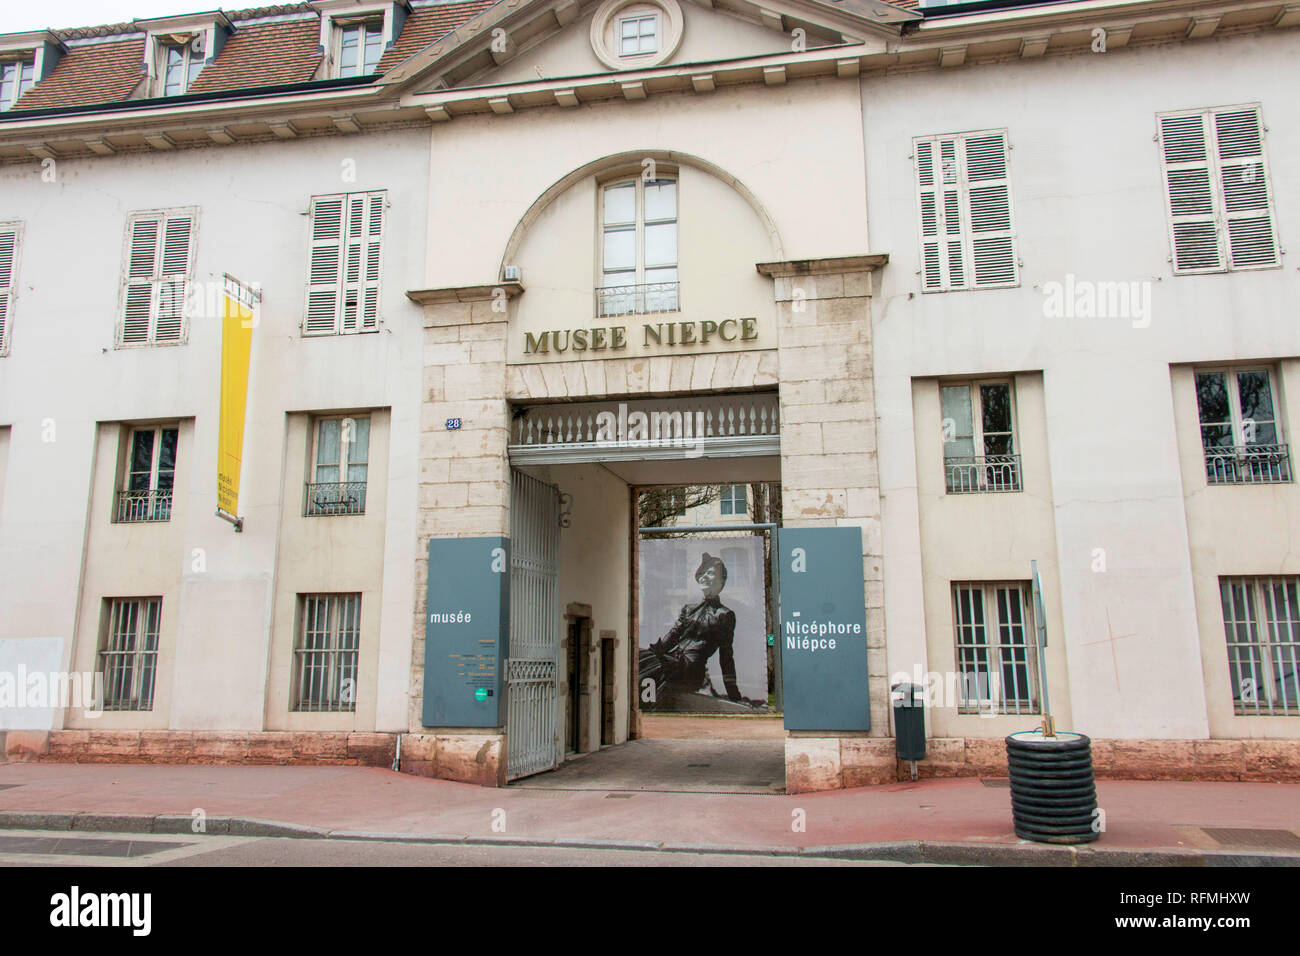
[1032,559,1053,735]
[770,525,783,713]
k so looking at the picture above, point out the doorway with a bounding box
[564,607,593,754]
[505,393,786,792]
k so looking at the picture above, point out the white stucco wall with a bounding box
[0,131,427,732]
[507,161,777,364]
[868,30,1300,740]
[423,76,869,287]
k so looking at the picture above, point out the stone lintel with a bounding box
[406,280,524,305]
[756,254,888,278]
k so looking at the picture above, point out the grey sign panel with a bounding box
[422,537,510,728]
[778,526,871,731]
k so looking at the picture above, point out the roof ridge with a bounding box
[49,4,317,42]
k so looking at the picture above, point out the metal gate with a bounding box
[506,470,561,780]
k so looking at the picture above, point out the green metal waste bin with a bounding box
[891,681,926,762]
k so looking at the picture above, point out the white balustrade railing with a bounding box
[512,397,781,447]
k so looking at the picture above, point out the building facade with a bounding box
[1,0,1298,790]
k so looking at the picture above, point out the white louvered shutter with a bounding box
[121,213,194,344]
[915,137,967,290]
[916,140,944,290]
[306,196,344,335]
[361,192,383,331]
[305,191,384,336]
[341,194,364,333]
[1214,107,1279,270]
[915,132,1017,291]
[154,215,193,341]
[122,217,160,343]
[941,139,967,288]
[964,132,1017,287]
[1159,113,1224,273]
[0,228,15,351]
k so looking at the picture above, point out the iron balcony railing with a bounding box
[305,481,367,517]
[595,281,679,317]
[945,454,1022,494]
[1205,444,1293,485]
[115,489,172,523]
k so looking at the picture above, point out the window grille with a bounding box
[293,593,361,712]
[1219,577,1300,716]
[99,598,162,711]
[952,581,1040,715]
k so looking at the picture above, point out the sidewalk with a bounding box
[1,762,1297,864]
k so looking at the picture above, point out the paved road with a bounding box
[0,829,927,867]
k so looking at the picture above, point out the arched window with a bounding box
[598,175,678,316]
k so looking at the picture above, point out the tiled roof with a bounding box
[187,19,324,93]
[3,2,501,113]
[0,0,925,115]
[13,38,145,111]
[376,0,500,73]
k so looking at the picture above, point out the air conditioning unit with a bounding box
[503,265,522,282]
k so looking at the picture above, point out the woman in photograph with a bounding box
[640,552,763,711]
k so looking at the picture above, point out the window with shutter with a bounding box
[304,191,384,336]
[913,130,1018,292]
[0,223,20,355]
[1158,105,1280,275]
[118,209,196,346]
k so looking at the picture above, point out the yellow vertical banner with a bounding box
[217,275,258,530]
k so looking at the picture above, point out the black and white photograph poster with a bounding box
[637,536,769,714]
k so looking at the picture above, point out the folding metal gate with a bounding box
[506,470,561,781]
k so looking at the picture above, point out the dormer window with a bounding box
[0,57,35,111]
[136,15,229,99]
[0,32,65,108]
[618,14,658,56]
[337,20,384,77]
[157,37,204,96]
[312,1,408,79]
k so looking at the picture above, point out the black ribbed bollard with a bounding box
[1005,731,1099,844]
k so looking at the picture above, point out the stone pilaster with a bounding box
[406,284,518,781]
[760,255,889,791]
